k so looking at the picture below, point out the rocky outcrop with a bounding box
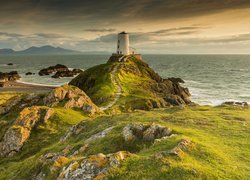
[0,106,54,157]
[122,124,172,142]
[58,151,131,180]
[43,85,101,114]
[167,77,185,84]
[60,123,86,143]
[38,64,68,76]
[51,69,83,78]
[155,139,192,158]
[0,71,21,82]
[85,126,114,143]
[0,94,44,115]
[7,63,14,66]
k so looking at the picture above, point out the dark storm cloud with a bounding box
[1,0,250,24]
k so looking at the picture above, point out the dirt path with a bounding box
[100,64,122,111]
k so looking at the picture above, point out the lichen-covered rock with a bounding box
[122,123,172,142]
[155,139,192,159]
[60,123,86,143]
[58,151,131,180]
[43,85,100,114]
[0,93,44,115]
[0,106,54,157]
[85,126,114,143]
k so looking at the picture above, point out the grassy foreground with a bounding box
[0,98,249,179]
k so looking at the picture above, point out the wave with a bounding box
[16,80,62,87]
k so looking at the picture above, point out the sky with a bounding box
[0,0,250,54]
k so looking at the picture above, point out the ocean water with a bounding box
[0,54,249,105]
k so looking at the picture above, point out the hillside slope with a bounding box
[70,56,191,111]
[0,94,249,179]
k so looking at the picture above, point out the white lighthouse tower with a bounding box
[117,32,130,55]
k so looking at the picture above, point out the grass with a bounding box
[1,104,249,179]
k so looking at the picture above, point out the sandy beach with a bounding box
[0,81,58,92]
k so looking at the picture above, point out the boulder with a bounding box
[155,139,192,158]
[164,95,186,106]
[43,85,101,114]
[122,123,172,142]
[222,101,249,107]
[7,63,14,66]
[51,69,83,78]
[25,72,35,75]
[85,126,114,143]
[0,106,54,157]
[58,151,131,180]
[38,64,68,76]
[0,71,21,82]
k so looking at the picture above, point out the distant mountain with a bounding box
[0,45,81,55]
[0,49,15,55]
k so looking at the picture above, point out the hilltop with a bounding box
[70,55,191,111]
[0,55,249,179]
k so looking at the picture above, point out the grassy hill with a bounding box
[0,55,249,179]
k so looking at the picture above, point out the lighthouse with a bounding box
[109,31,142,62]
[117,32,130,55]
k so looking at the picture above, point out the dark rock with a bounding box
[7,63,13,66]
[51,69,82,78]
[38,64,68,76]
[0,71,21,82]
[164,95,186,106]
[25,72,35,75]
[167,77,185,83]
[222,101,249,107]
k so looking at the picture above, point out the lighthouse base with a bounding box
[108,54,142,63]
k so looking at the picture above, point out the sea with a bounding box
[0,54,249,105]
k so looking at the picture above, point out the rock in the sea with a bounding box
[222,101,249,107]
[25,72,35,75]
[38,64,68,76]
[51,69,83,78]
[122,123,172,142]
[43,85,101,114]
[7,63,14,66]
[0,71,21,82]
[0,106,54,157]
[58,151,131,180]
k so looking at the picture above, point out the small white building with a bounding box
[110,31,142,62]
[117,31,130,55]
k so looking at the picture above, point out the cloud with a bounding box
[84,28,116,32]
[34,33,68,39]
